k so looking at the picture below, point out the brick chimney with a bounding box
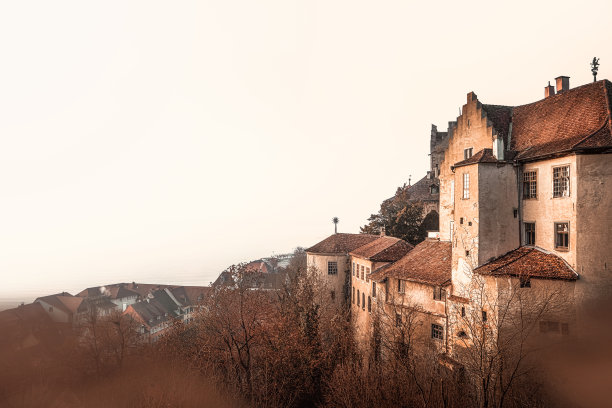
[545,81,555,98]
[555,76,570,93]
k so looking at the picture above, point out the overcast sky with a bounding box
[1,0,611,302]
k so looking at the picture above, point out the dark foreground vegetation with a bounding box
[1,252,610,408]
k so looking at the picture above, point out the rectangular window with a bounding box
[327,261,338,275]
[372,282,376,298]
[366,267,370,282]
[357,290,360,307]
[362,293,365,310]
[352,262,355,276]
[482,310,487,322]
[555,222,569,250]
[553,166,570,197]
[523,170,537,199]
[540,321,560,333]
[367,296,371,313]
[519,275,531,288]
[431,323,444,340]
[463,173,470,199]
[398,279,406,294]
[524,222,536,245]
[464,147,473,160]
[361,265,364,280]
[395,313,401,327]
[352,287,355,303]
[433,286,446,301]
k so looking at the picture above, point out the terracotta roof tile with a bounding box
[370,239,451,286]
[350,236,413,262]
[475,246,577,280]
[306,233,379,254]
[510,80,612,160]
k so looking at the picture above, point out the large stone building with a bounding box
[307,75,612,361]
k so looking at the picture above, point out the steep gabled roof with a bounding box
[306,233,379,254]
[453,148,499,167]
[170,286,211,306]
[350,236,413,262]
[512,80,611,160]
[475,246,578,281]
[35,293,83,315]
[370,239,451,286]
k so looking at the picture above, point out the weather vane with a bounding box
[591,57,600,82]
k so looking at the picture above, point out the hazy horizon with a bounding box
[2,0,611,304]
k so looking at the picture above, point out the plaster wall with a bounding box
[522,155,578,267]
[307,253,349,304]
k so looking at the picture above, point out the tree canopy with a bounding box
[360,185,427,246]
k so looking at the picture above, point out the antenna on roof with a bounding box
[591,57,600,82]
[332,217,339,234]
[408,175,412,186]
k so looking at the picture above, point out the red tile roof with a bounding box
[481,80,612,161]
[35,293,84,315]
[370,239,451,286]
[453,148,499,167]
[350,236,414,262]
[475,246,578,281]
[306,233,379,254]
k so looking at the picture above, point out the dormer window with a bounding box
[464,148,473,160]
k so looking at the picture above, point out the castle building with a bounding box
[306,75,612,361]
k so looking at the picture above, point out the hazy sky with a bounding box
[1,0,611,301]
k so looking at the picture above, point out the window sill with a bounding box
[555,247,569,252]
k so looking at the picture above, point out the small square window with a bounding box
[431,323,444,340]
[553,166,570,198]
[327,261,338,275]
[433,286,446,301]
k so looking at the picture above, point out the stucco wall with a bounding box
[306,253,350,304]
[522,155,578,268]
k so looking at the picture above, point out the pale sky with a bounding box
[1,0,611,302]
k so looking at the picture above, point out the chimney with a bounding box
[380,226,386,237]
[545,81,555,98]
[555,76,570,93]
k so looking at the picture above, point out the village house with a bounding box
[306,233,381,303]
[123,285,211,342]
[369,238,451,353]
[349,234,413,343]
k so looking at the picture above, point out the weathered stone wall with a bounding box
[576,153,612,304]
[478,163,519,265]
